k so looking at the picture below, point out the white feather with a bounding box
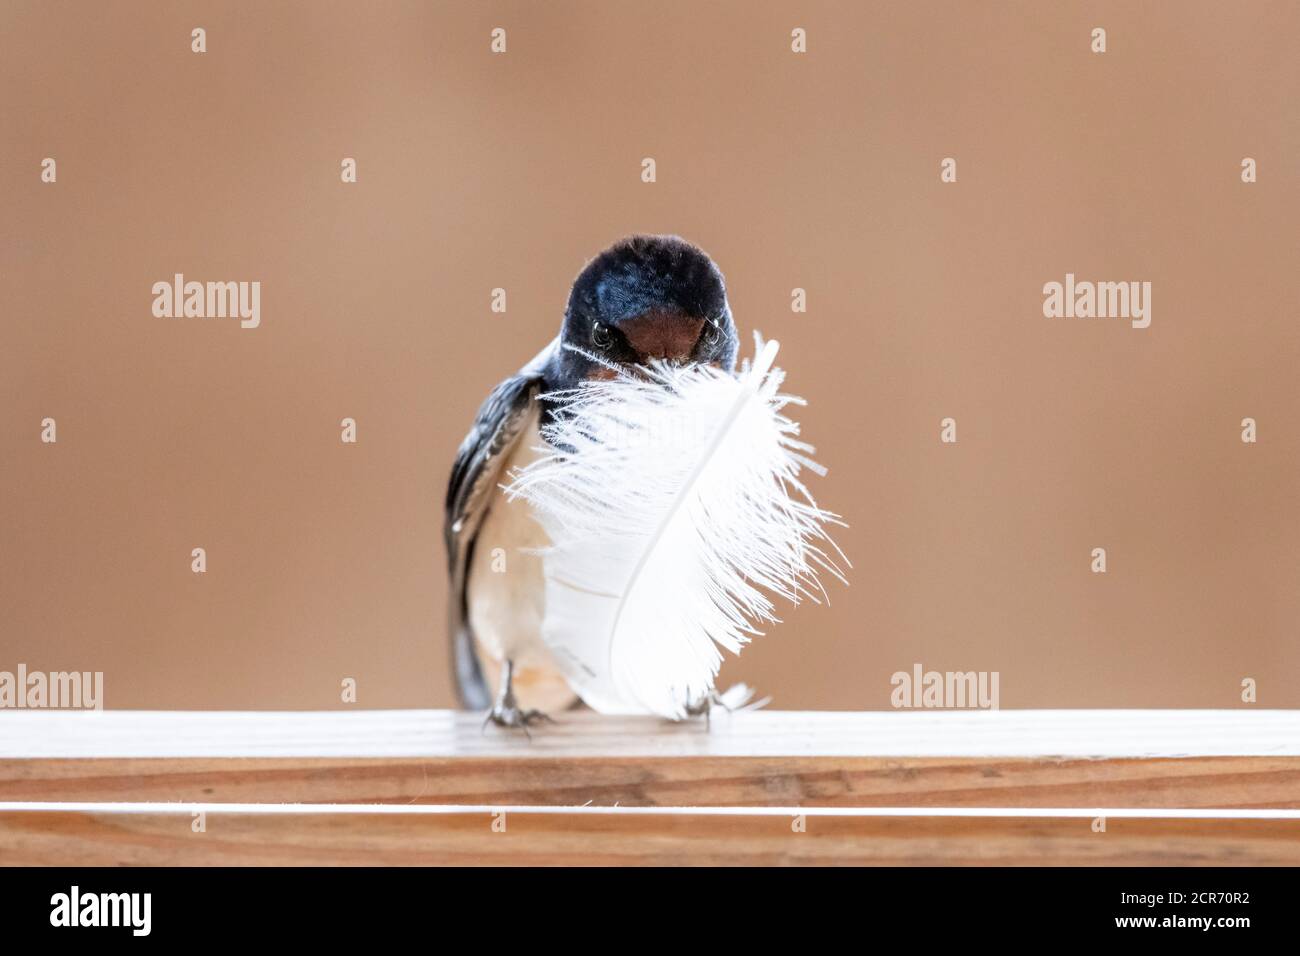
[505,336,846,719]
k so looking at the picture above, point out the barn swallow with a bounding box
[445,235,739,728]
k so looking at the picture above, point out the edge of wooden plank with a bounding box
[6,755,1300,809]
[5,802,1300,818]
[1,709,1297,758]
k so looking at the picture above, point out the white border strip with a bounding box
[3,709,1299,758]
[2,802,1299,820]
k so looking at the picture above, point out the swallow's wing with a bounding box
[445,339,556,707]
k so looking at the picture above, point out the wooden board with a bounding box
[3,809,1297,866]
[3,710,1298,865]
[5,756,1300,809]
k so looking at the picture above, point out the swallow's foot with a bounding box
[684,689,737,729]
[684,684,767,726]
[685,690,731,718]
[482,658,555,737]
[482,699,554,737]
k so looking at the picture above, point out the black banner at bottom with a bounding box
[0,866,1280,942]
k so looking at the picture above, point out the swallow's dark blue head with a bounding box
[554,235,737,387]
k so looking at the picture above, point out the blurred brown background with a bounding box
[2,1,1297,710]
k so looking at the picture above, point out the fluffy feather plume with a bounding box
[506,336,845,719]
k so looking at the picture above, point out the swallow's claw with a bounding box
[684,689,728,729]
[684,684,765,727]
[482,702,554,737]
[685,690,730,717]
[481,658,555,737]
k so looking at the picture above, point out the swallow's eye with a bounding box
[701,323,721,348]
[592,322,613,349]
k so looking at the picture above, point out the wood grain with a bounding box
[3,809,1298,865]
[4,756,1300,809]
